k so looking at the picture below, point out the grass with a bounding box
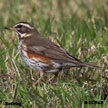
[0,0,108,107]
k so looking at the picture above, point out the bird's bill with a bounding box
[4,26,16,31]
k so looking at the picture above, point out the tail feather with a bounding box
[80,62,101,69]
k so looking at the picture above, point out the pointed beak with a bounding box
[4,26,16,31]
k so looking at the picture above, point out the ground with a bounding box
[0,0,108,108]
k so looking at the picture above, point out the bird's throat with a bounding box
[16,32,31,39]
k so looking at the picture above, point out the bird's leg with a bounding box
[35,70,45,85]
[48,72,59,83]
[30,70,39,82]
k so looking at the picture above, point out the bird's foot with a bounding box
[35,76,45,85]
[48,73,58,84]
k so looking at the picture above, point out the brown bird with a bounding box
[5,22,100,84]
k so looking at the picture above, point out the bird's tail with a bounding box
[79,62,101,69]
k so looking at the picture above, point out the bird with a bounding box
[5,22,100,84]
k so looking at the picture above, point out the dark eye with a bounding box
[17,25,22,28]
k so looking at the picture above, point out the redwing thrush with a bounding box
[5,22,100,84]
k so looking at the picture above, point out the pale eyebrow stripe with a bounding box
[14,23,34,29]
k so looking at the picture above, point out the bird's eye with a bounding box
[17,25,22,28]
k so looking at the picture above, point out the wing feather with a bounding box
[23,35,82,65]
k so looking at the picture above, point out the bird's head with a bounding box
[5,22,36,38]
